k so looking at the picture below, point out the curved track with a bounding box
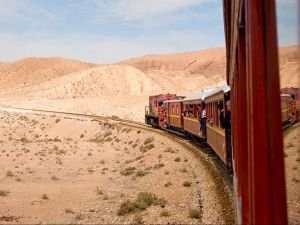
[0,105,234,223]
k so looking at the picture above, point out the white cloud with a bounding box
[92,0,212,26]
[0,0,56,25]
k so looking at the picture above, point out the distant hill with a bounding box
[119,47,226,76]
[0,57,96,90]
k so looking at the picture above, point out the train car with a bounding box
[163,99,184,132]
[181,92,203,138]
[281,87,300,122]
[204,85,231,167]
[280,94,291,126]
[145,94,182,128]
[223,0,287,223]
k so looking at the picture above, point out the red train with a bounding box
[145,87,293,168]
[146,1,295,223]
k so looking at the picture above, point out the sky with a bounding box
[0,0,298,64]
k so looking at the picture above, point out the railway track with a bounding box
[0,105,234,223]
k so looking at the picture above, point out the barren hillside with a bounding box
[0,57,96,91]
[279,45,300,88]
[119,47,226,76]
[0,46,298,121]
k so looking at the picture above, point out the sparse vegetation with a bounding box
[154,163,164,169]
[65,208,75,214]
[96,187,103,195]
[189,208,202,219]
[144,137,154,145]
[174,157,181,162]
[180,168,188,173]
[286,142,295,148]
[118,192,166,216]
[160,210,170,217]
[183,181,192,187]
[120,167,136,176]
[0,190,9,197]
[164,181,172,187]
[75,214,84,220]
[136,170,149,177]
[6,170,13,177]
[42,193,49,200]
[51,176,59,181]
[55,118,61,123]
[164,147,176,153]
[80,134,84,138]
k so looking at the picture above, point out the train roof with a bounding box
[183,84,230,102]
[203,84,230,99]
[164,99,183,103]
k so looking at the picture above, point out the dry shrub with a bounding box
[136,170,149,177]
[120,167,136,176]
[164,181,172,187]
[55,118,61,123]
[286,142,295,148]
[75,214,84,220]
[65,208,75,214]
[51,176,59,181]
[144,137,154,145]
[189,208,202,220]
[6,170,13,177]
[42,193,49,200]
[164,147,176,153]
[180,168,188,173]
[117,192,166,216]
[160,210,170,217]
[96,187,103,195]
[174,157,181,162]
[88,167,95,173]
[183,181,192,187]
[154,163,164,169]
[20,137,30,143]
[0,190,9,197]
[132,143,138,148]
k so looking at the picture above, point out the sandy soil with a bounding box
[0,108,232,224]
[284,123,300,224]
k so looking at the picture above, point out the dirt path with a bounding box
[284,123,300,224]
[0,109,233,224]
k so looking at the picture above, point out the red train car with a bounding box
[280,94,291,125]
[223,0,287,224]
[145,94,183,128]
[205,85,231,166]
[163,100,184,132]
[181,92,203,138]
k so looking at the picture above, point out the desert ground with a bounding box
[0,108,233,224]
[284,124,300,225]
